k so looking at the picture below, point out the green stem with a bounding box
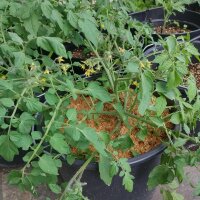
[21,97,65,175]
[7,88,27,135]
[59,154,94,200]
[125,112,157,127]
[87,41,115,91]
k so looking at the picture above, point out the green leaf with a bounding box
[19,112,35,134]
[41,0,53,19]
[0,98,14,107]
[67,10,78,28]
[138,72,153,115]
[136,128,148,141]
[24,14,40,36]
[155,96,167,116]
[38,155,59,175]
[8,32,23,44]
[186,43,200,56]
[26,98,43,113]
[48,184,61,194]
[112,135,133,150]
[166,36,176,54]
[170,112,181,124]
[10,131,32,150]
[31,131,42,140]
[167,70,181,89]
[13,52,25,68]
[66,108,77,121]
[174,138,187,148]
[122,173,134,192]
[64,126,81,141]
[99,155,113,186]
[37,37,67,58]
[0,135,18,161]
[127,61,139,73]
[78,18,100,47]
[87,82,111,102]
[187,76,197,102]
[148,165,174,190]
[50,134,70,154]
[45,92,59,105]
[51,9,64,30]
[81,127,107,156]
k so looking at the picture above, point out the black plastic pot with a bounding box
[130,7,200,40]
[186,3,200,13]
[60,144,165,200]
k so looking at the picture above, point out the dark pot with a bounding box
[60,144,165,200]
[186,3,200,13]
[129,7,200,40]
[0,150,26,168]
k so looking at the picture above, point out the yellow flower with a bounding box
[57,56,64,64]
[85,68,95,77]
[39,78,46,84]
[30,63,36,71]
[118,47,125,54]
[44,69,50,74]
[146,61,152,68]
[61,64,70,73]
[80,64,86,70]
[100,23,105,29]
[139,61,145,68]
[0,75,6,80]
[132,81,139,87]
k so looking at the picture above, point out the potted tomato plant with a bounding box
[0,1,199,200]
[130,0,200,40]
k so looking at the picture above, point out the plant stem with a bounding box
[7,88,27,135]
[87,41,115,91]
[21,97,65,176]
[125,112,157,127]
[59,154,94,200]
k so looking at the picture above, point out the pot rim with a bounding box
[129,7,200,36]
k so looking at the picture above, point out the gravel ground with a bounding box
[0,167,199,200]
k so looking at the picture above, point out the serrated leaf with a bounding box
[24,14,40,36]
[81,127,107,156]
[148,165,174,190]
[166,36,176,54]
[19,112,35,134]
[48,184,61,194]
[38,155,59,175]
[26,98,43,113]
[187,76,197,102]
[50,134,70,154]
[41,0,53,19]
[45,92,59,105]
[99,155,113,186]
[127,61,139,73]
[37,37,67,58]
[13,52,25,68]
[155,96,167,116]
[66,108,77,121]
[8,32,23,44]
[51,9,64,30]
[123,173,134,192]
[78,18,100,47]
[10,131,32,150]
[138,72,153,115]
[31,131,42,140]
[0,135,18,161]
[87,82,111,102]
[0,98,14,107]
